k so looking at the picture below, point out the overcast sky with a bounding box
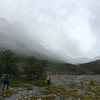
[0,0,100,64]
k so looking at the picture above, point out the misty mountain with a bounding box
[70,57,91,64]
[0,17,70,63]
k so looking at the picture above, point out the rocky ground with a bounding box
[0,75,100,100]
[50,75,100,86]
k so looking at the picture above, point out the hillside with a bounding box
[80,60,100,74]
[0,49,99,75]
[46,63,93,75]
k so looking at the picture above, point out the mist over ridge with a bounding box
[0,0,100,64]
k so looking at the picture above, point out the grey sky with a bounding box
[0,0,100,64]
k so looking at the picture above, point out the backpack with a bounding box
[1,76,6,82]
[1,74,9,82]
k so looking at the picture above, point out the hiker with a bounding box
[47,76,50,85]
[1,74,10,91]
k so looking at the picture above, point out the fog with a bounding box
[0,0,100,64]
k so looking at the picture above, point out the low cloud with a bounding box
[0,0,100,64]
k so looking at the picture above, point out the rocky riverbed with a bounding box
[50,75,100,86]
[0,75,100,100]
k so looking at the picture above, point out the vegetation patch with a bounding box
[10,78,47,88]
[0,91,17,97]
[42,84,100,100]
[33,80,47,87]
[27,96,55,100]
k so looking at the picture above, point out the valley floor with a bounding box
[0,75,100,100]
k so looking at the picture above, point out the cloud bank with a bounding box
[0,0,100,64]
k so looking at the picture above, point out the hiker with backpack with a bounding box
[1,74,10,91]
[47,76,50,86]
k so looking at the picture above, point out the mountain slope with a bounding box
[80,60,100,74]
[46,63,93,75]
